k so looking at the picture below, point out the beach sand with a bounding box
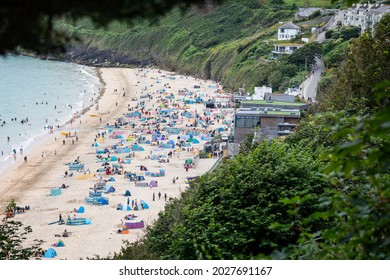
[0,67,233,259]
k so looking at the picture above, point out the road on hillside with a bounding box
[300,57,325,102]
[299,11,343,102]
[316,10,345,43]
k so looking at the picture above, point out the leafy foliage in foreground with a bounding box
[0,201,43,260]
[116,141,331,259]
[317,15,390,114]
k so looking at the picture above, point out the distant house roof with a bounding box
[372,5,390,14]
[274,42,304,47]
[296,7,323,18]
[279,22,300,30]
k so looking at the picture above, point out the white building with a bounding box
[277,22,301,41]
[342,3,390,33]
[249,86,273,100]
[272,43,304,58]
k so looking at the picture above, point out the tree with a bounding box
[0,0,225,54]
[280,81,390,260]
[287,42,323,69]
[116,140,331,259]
[317,14,390,114]
[0,201,43,260]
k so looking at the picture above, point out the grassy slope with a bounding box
[61,0,298,91]
[284,0,333,8]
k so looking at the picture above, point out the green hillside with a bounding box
[59,0,328,92]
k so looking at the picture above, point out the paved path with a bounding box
[316,10,345,43]
[298,11,344,102]
[301,56,324,102]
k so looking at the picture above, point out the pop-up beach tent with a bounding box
[97,197,109,205]
[124,190,131,196]
[77,206,85,213]
[149,180,158,188]
[167,139,175,148]
[56,240,65,247]
[43,248,57,258]
[120,205,132,211]
[141,200,149,209]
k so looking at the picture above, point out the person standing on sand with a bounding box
[153,192,155,201]
[158,192,161,200]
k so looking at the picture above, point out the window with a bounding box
[235,116,260,128]
[280,28,285,33]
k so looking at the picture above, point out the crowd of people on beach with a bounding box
[2,67,233,259]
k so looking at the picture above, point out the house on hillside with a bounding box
[342,3,390,33]
[272,22,304,58]
[272,42,304,58]
[277,22,301,40]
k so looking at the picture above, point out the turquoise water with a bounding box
[0,55,100,162]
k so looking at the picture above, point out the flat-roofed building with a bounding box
[233,107,301,145]
[240,100,308,110]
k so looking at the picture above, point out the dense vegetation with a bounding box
[0,201,43,260]
[60,0,332,92]
[113,14,390,260]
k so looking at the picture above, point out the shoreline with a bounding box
[0,65,101,178]
[0,66,233,259]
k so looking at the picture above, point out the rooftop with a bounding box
[241,100,305,106]
[236,108,301,117]
[279,22,300,30]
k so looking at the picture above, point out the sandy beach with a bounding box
[0,67,233,259]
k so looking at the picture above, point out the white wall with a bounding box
[278,28,300,40]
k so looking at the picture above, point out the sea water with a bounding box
[0,55,100,166]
